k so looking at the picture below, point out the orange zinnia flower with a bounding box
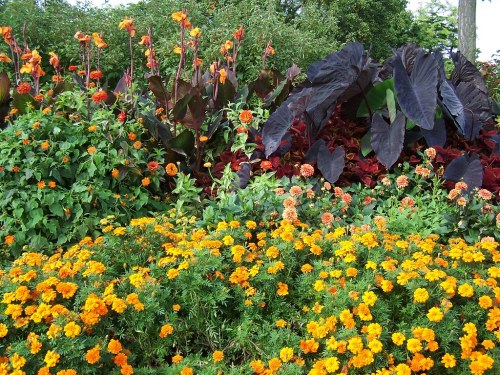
[92,90,107,103]
[165,163,178,177]
[68,65,78,72]
[89,70,103,80]
[239,110,253,124]
[16,82,31,94]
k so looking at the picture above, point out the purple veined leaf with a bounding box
[451,52,487,93]
[443,154,483,190]
[262,86,313,158]
[304,139,325,163]
[434,52,466,134]
[421,118,447,147]
[370,111,406,169]
[317,144,345,184]
[393,51,438,130]
[263,104,294,158]
[454,81,491,140]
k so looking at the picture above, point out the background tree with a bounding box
[458,0,476,61]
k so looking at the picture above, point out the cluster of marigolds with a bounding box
[0,193,499,375]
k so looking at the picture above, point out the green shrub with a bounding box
[0,90,170,261]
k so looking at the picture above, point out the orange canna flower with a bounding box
[172,11,187,22]
[48,52,59,68]
[234,26,244,42]
[74,31,91,44]
[92,32,108,48]
[266,44,275,56]
[219,68,227,84]
[0,26,13,44]
[0,52,11,62]
[118,17,136,37]
[138,35,150,46]
[190,27,201,38]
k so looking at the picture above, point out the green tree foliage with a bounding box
[409,0,458,55]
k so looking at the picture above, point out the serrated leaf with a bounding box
[393,51,438,130]
[371,111,406,169]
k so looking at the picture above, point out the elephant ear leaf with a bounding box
[316,142,345,184]
[421,118,447,147]
[371,111,406,169]
[454,81,491,140]
[393,51,438,130]
[443,154,483,190]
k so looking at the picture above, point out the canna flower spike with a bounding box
[118,17,136,37]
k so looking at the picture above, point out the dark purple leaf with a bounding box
[147,75,171,108]
[170,129,195,159]
[0,72,11,105]
[421,118,447,147]
[451,52,487,93]
[304,140,325,163]
[263,104,294,158]
[142,112,172,148]
[72,72,86,91]
[443,154,483,190]
[114,74,129,94]
[455,81,491,140]
[393,51,438,130]
[172,92,193,122]
[317,144,345,184]
[236,162,252,188]
[371,111,406,169]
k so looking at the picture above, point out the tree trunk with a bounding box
[458,0,476,62]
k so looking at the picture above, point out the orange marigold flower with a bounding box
[4,235,15,246]
[121,364,134,375]
[172,354,183,364]
[159,324,174,338]
[180,367,193,375]
[107,339,122,354]
[165,163,178,177]
[37,180,46,189]
[113,352,128,366]
[64,322,81,338]
[92,90,107,103]
[213,350,224,362]
[141,177,151,187]
[44,350,60,368]
[239,110,253,124]
[86,346,101,364]
[41,140,50,150]
[87,146,97,154]
[16,82,31,94]
[441,353,456,368]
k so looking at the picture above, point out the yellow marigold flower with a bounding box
[277,282,288,296]
[44,350,60,368]
[180,367,193,375]
[407,338,422,353]
[347,336,364,354]
[87,146,97,154]
[478,295,493,309]
[212,350,224,362]
[107,339,122,354]
[458,283,474,297]
[395,363,411,375]
[159,324,174,338]
[0,323,8,338]
[413,288,429,303]
[172,354,183,364]
[167,268,179,280]
[362,291,377,306]
[279,347,293,362]
[392,332,405,346]
[64,322,81,338]
[276,319,287,328]
[426,307,444,322]
[441,353,456,368]
[173,304,181,311]
[368,339,383,353]
[10,353,26,369]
